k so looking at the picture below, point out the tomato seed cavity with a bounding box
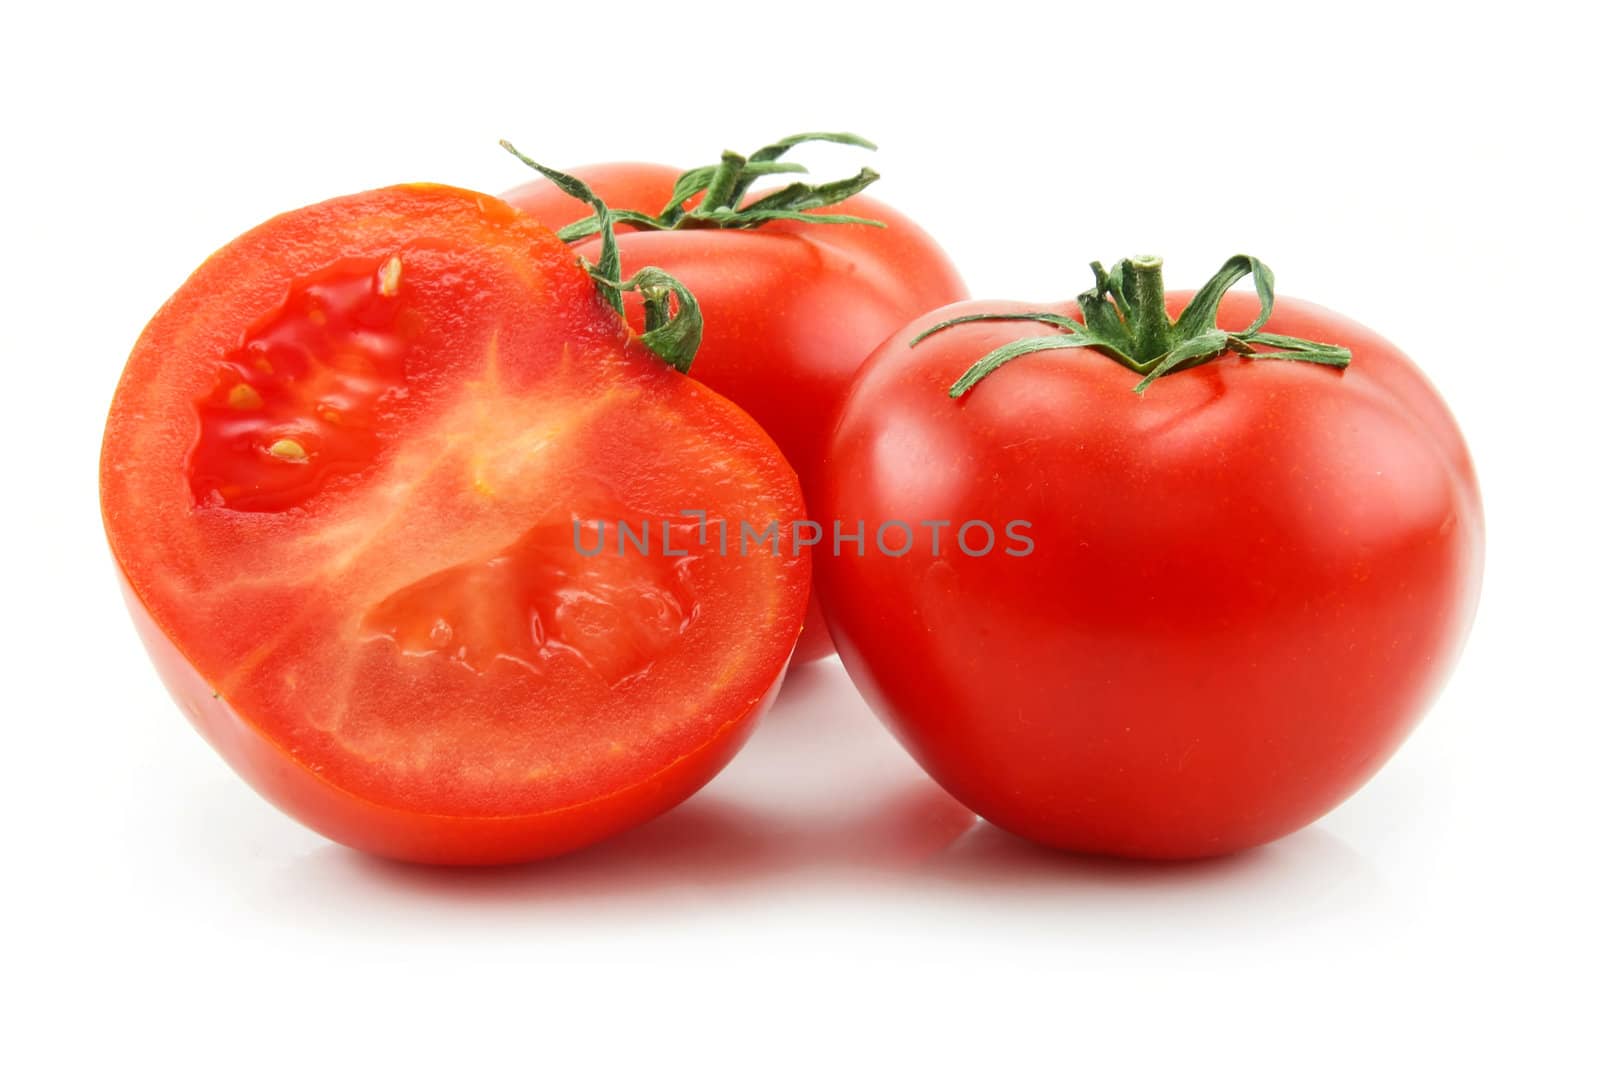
[188,255,414,511]
[362,516,697,686]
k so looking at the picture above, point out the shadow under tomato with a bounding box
[256,659,973,915]
[931,821,1273,886]
[326,773,973,907]
[921,818,1390,936]
[764,653,843,710]
[195,656,1384,938]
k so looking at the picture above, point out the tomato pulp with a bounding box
[102,185,810,864]
[816,284,1484,859]
[503,158,966,659]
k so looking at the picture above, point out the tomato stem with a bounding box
[1127,256,1171,364]
[700,151,746,212]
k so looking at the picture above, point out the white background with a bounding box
[5,1,1596,1062]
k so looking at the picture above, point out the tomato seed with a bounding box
[379,255,402,297]
[227,384,263,410]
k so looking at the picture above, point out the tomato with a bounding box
[101,183,810,865]
[814,256,1484,859]
[501,135,967,659]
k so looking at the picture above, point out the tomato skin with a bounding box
[503,166,968,660]
[815,291,1484,859]
[103,184,810,865]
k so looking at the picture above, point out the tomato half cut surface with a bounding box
[101,184,810,865]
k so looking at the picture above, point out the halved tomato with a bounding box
[101,184,810,865]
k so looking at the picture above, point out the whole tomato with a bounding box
[814,255,1484,859]
[501,134,967,660]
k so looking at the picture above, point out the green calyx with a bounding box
[500,141,701,373]
[499,131,884,373]
[533,132,886,242]
[914,255,1353,398]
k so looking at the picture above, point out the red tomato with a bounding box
[102,184,810,865]
[503,147,967,659]
[815,261,1484,859]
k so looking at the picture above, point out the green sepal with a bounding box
[1132,330,1233,393]
[500,140,624,315]
[499,140,703,374]
[736,168,883,222]
[912,254,1353,398]
[1244,333,1354,365]
[912,311,1085,347]
[948,334,1104,398]
[507,131,884,238]
[714,209,884,228]
[1076,262,1137,357]
[614,267,703,373]
[739,132,877,201]
[554,208,664,244]
[1173,254,1275,341]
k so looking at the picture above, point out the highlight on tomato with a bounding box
[101,182,810,865]
[500,132,968,660]
[814,254,1484,860]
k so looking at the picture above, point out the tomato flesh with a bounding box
[102,185,809,863]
